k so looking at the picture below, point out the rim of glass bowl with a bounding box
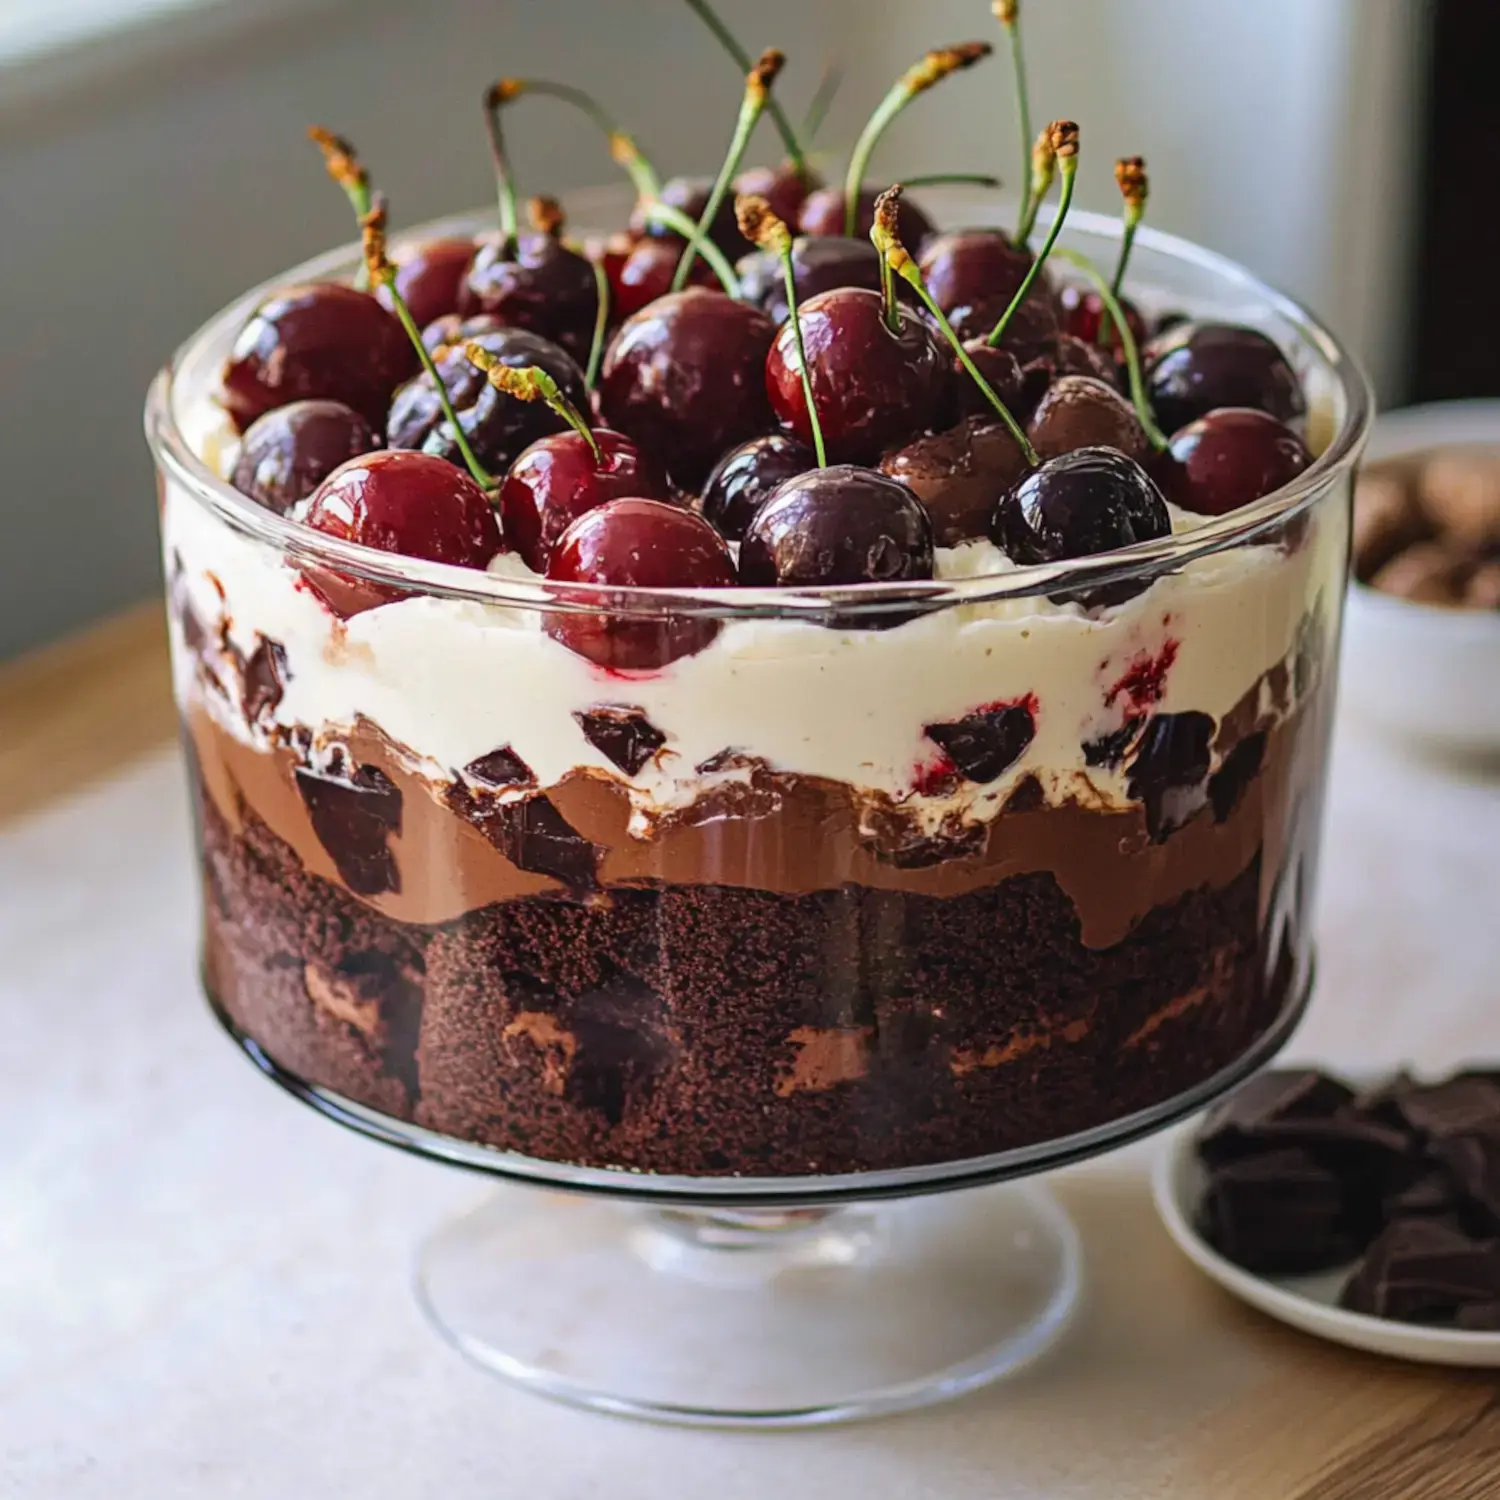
[144,188,1373,625]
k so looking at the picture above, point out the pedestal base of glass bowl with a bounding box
[212,975,1308,1426]
[416,1185,1080,1426]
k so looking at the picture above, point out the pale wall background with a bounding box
[0,0,1427,661]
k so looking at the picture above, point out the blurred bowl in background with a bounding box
[1342,400,1500,761]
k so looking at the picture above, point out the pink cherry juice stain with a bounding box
[1105,638,1179,712]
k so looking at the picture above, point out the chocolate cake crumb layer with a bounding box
[193,750,1296,1176]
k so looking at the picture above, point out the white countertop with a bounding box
[5,714,1499,1498]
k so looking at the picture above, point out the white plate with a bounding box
[1152,1125,1500,1367]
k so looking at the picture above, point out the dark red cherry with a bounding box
[1060,285,1147,356]
[1157,407,1312,517]
[953,340,1025,420]
[545,498,737,669]
[631,176,751,260]
[700,433,816,541]
[1144,322,1306,435]
[613,237,714,321]
[918,230,1058,355]
[737,235,885,325]
[301,451,502,617]
[1018,333,1124,415]
[798,186,934,247]
[1027,376,1149,463]
[230,400,377,515]
[735,161,820,229]
[598,289,777,488]
[993,446,1171,564]
[380,238,476,330]
[388,323,589,475]
[740,466,934,593]
[500,428,670,572]
[765,288,948,466]
[462,230,600,365]
[880,417,1030,546]
[222,282,416,434]
[418,311,503,355]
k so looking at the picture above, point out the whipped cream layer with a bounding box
[166,396,1343,836]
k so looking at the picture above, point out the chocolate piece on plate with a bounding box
[1339,1217,1500,1324]
[1454,1301,1500,1332]
[1385,1075,1500,1140]
[1382,1165,1462,1223]
[1197,1147,1364,1274]
[1430,1124,1500,1228]
[1197,1069,1355,1165]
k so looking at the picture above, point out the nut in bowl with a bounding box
[1343,401,1500,762]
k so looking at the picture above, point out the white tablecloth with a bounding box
[4,716,1497,1498]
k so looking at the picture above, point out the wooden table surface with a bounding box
[4,606,1499,1500]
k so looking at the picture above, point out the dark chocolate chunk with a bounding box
[1431,1125,1500,1227]
[242,638,288,724]
[294,762,402,896]
[867,822,986,870]
[1389,1076,1500,1140]
[463,746,535,789]
[1003,774,1045,813]
[1082,718,1143,769]
[575,706,667,776]
[1197,1147,1363,1274]
[487,794,600,891]
[695,747,759,774]
[1383,1166,1461,1222]
[1340,1218,1500,1323]
[1198,1069,1356,1165]
[1208,730,1266,822]
[1455,1301,1500,1331]
[924,699,1037,784]
[1126,711,1215,840]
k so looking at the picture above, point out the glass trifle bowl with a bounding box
[146,189,1370,1423]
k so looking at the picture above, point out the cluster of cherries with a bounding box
[219,4,1313,671]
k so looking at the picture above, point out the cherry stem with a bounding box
[359,199,495,489]
[465,343,603,467]
[987,121,1077,349]
[1109,155,1148,302]
[802,63,843,145]
[683,0,808,177]
[491,78,663,201]
[1052,246,1169,451]
[738,193,827,468]
[992,2,1033,239]
[308,126,375,290]
[583,252,610,389]
[640,200,742,296]
[842,42,992,238]
[872,187,1037,467]
[1015,125,1056,244]
[674,48,784,292]
[481,83,520,249]
[901,171,1002,190]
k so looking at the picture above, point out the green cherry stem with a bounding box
[465,344,603,466]
[802,63,843,145]
[309,126,375,289]
[991,1,1033,238]
[640,201,742,296]
[674,48,785,292]
[842,41,993,238]
[682,0,808,177]
[1015,124,1056,245]
[360,199,495,489]
[1052,246,1169,451]
[900,171,1003,191]
[1110,155,1148,301]
[872,187,1037,466]
[583,251,610,389]
[738,194,826,467]
[987,119,1077,349]
[480,82,521,249]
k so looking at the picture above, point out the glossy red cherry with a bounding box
[301,451,503,616]
[993,446,1170,565]
[631,177,751,260]
[598,289,777,488]
[735,161,820,230]
[1156,407,1312,517]
[1059,285,1147,355]
[230,400,377,515]
[765,288,948,466]
[1144,322,1306,435]
[880,417,1029,547]
[1027,376,1148,463]
[1017,333,1123,415]
[700,433,816,540]
[613,237,714,321]
[221,282,416,434]
[797,186,934,247]
[462,230,600,365]
[380,238,476,330]
[388,323,589,475]
[545,498,737,669]
[737,235,885,325]
[918,229,1058,355]
[953,340,1025,420]
[500,428,670,572]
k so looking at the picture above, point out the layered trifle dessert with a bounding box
[151,19,1365,1179]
